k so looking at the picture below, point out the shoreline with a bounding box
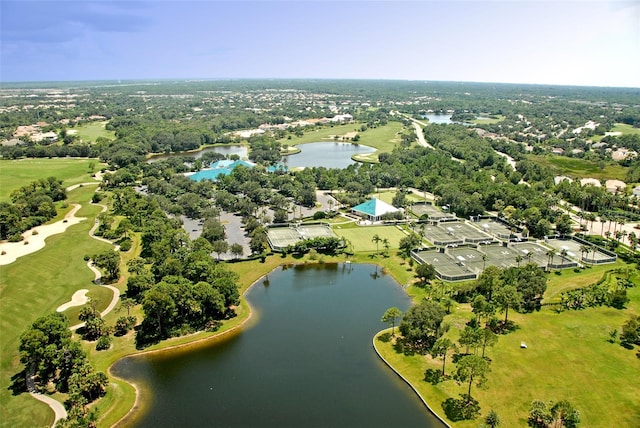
[107,264,280,427]
[372,330,451,428]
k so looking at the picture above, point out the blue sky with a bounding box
[1,1,639,87]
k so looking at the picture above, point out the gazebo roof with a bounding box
[352,198,399,217]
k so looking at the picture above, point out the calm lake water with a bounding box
[420,114,453,124]
[283,142,375,168]
[146,145,248,163]
[112,263,443,428]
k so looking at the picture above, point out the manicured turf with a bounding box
[375,261,640,427]
[0,186,112,428]
[333,224,409,252]
[0,158,106,202]
[72,121,115,142]
[527,154,627,180]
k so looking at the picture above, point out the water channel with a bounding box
[112,263,443,427]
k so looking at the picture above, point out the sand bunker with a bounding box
[0,204,86,265]
[56,289,89,312]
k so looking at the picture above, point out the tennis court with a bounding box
[509,242,551,267]
[478,244,517,268]
[412,249,477,281]
[267,227,302,250]
[443,222,493,243]
[421,224,463,246]
[298,224,335,239]
[475,218,514,240]
[422,221,493,246]
[267,224,338,251]
[446,247,487,273]
[411,203,455,221]
[545,238,616,266]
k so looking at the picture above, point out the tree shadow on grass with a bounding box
[8,369,28,396]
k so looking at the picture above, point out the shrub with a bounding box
[96,335,112,351]
[313,211,326,220]
[8,233,23,242]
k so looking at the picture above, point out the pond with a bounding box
[146,145,248,163]
[112,263,443,428]
[420,114,453,124]
[283,142,375,168]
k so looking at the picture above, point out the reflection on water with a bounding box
[283,142,375,168]
[112,263,443,428]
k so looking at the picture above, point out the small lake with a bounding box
[147,145,248,163]
[283,142,375,168]
[420,114,453,124]
[112,263,443,428]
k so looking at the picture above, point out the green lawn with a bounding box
[333,224,409,252]
[527,154,627,181]
[0,186,112,428]
[375,262,640,427]
[610,123,640,135]
[72,121,115,142]
[280,122,406,157]
[0,158,105,202]
[470,115,505,125]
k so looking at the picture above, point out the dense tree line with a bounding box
[19,313,108,426]
[0,177,66,240]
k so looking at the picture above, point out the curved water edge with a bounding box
[108,270,263,427]
[373,330,451,428]
[109,262,444,427]
[281,141,376,168]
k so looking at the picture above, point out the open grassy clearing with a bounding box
[610,123,640,135]
[470,115,505,125]
[527,154,627,181]
[72,121,115,142]
[0,158,106,202]
[333,224,408,252]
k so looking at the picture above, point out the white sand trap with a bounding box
[57,289,89,312]
[0,204,86,265]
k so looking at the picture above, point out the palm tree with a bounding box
[590,245,597,263]
[382,238,390,256]
[579,244,590,263]
[371,234,381,255]
[546,249,556,271]
[559,248,568,267]
[482,253,488,271]
[515,254,523,268]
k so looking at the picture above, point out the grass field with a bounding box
[280,122,406,156]
[0,158,106,202]
[0,186,112,428]
[527,154,627,181]
[333,224,409,252]
[72,121,115,142]
[375,261,640,427]
[470,115,505,125]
